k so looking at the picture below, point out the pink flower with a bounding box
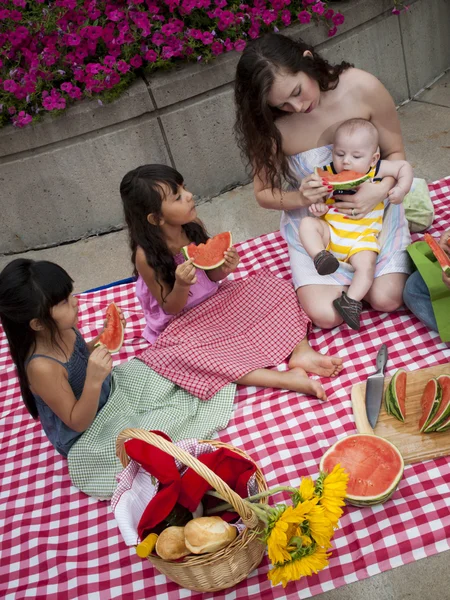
[261,9,277,25]
[392,8,401,14]
[107,9,126,22]
[332,12,345,25]
[234,39,246,52]
[211,40,224,55]
[200,31,214,44]
[145,49,158,63]
[324,9,334,19]
[116,60,130,73]
[298,10,311,24]
[103,55,116,68]
[65,33,81,47]
[13,110,32,128]
[328,25,337,37]
[281,10,291,26]
[81,26,103,40]
[130,55,143,68]
[3,80,18,94]
[312,1,325,16]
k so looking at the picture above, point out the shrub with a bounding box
[0,0,346,128]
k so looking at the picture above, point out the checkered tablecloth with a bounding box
[1,178,450,600]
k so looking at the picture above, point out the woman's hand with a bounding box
[221,247,240,276]
[176,259,197,287]
[334,180,388,219]
[86,344,112,385]
[299,174,332,206]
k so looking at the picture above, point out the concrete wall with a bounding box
[1,0,449,254]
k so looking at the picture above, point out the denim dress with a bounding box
[27,329,110,457]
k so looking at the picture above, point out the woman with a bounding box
[234,33,411,328]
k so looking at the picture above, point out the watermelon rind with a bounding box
[419,378,442,433]
[384,369,406,422]
[182,232,232,270]
[314,167,372,191]
[319,434,404,507]
[424,375,450,432]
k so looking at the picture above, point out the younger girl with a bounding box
[0,259,238,500]
[0,259,114,457]
[120,164,343,401]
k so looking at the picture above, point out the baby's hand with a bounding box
[176,259,197,287]
[388,185,406,205]
[221,247,240,276]
[309,202,329,217]
[300,174,333,205]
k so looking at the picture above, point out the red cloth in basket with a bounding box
[125,432,257,539]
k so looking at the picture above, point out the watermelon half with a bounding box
[319,434,404,507]
[384,369,407,422]
[182,231,232,270]
[97,303,124,354]
[418,378,442,433]
[314,167,372,191]
[425,375,450,432]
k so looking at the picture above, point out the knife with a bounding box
[365,344,388,428]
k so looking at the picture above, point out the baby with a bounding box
[299,118,413,330]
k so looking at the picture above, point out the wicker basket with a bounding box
[116,428,268,592]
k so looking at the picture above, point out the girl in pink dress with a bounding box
[120,164,343,401]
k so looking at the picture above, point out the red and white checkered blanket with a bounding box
[1,177,449,600]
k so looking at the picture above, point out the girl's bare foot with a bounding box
[236,367,327,400]
[283,368,327,400]
[289,338,343,377]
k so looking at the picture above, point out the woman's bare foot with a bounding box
[289,338,343,377]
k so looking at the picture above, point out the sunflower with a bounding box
[266,499,318,565]
[267,546,331,588]
[298,476,315,502]
[306,503,334,548]
[316,463,349,527]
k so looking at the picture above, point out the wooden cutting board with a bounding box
[351,363,450,465]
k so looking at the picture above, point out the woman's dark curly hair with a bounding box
[234,33,352,189]
[120,164,208,302]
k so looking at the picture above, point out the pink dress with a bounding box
[136,253,219,343]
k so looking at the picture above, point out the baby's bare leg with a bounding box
[347,251,377,302]
[299,217,330,258]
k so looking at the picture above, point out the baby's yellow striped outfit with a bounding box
[322,161,383,262]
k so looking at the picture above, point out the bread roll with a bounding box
[184,517,237,554]
[155,526,191,561]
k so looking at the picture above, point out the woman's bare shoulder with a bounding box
[341,68,386,96]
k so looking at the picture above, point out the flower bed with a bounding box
[0,0,346,128]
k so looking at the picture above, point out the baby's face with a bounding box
[332,129,378,174]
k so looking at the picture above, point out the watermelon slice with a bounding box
[384,369,407,422]
[314,167,372,191]
[319,434,404,507]
[182,231,232,270]
[97,303,124,354]
[424,233,450,276]
[424,375,450,432]
[418,378,442,433]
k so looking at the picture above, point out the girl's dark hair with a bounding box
[234,33,352,189]
[0,259,73,419]
[120,164,208,300]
